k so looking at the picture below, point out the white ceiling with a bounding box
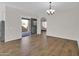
[2,2,79,16]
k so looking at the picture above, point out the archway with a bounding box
[41,17,47,33]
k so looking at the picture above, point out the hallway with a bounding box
[0,32,78,56]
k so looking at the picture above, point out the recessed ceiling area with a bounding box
[2,2,79,16]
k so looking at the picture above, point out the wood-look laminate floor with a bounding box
[0,32,79,56]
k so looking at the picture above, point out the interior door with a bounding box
[31,18,37,34]
[0,20,5,42]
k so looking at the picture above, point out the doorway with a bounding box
[41,17,47,33]
[21,17,31,37]
[22,20,29,32]
[31,18,37,35]
[0,20,5,42]
[21,17,37,37]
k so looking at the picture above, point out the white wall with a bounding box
[0,3,5,40]
[46,7,79,46]
[0,3,5,21]
[5,6,36,42]
[5,6,21,42]
[37,17,41,34]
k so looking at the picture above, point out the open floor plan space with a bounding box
[0,2,79,56]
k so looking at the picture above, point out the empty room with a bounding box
[0,2,79,56]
